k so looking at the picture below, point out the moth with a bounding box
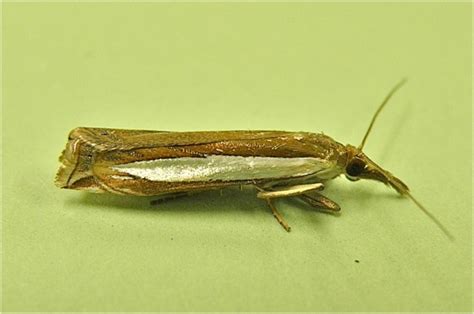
[55,80,451,238]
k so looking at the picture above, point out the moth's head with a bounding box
[340,79,452,239]
[341,79,410,195]
[344,144,409,195]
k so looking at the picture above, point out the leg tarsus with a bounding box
[265,198,291,232]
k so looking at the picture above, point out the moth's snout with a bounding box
[344,146,409,195]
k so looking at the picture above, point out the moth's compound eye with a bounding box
[346,158,366,177]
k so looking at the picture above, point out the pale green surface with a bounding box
[2,3,472,312]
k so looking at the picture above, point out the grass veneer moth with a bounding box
[55,80,452,238]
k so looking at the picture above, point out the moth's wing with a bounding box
[68,127,336,159]
[69,127,299,151]
[92,174,242,196]
[67,127,170,151]
[68,127,347,196]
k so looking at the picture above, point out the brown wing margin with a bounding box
[67,127,347,162]
[67,127,309,151]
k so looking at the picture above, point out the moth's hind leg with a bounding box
[297,191,341,214]
[150,192,191,206]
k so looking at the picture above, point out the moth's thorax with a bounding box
[290,132,348,180]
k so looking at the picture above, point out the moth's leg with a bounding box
[256,182,324,199]
[150,192,191,206]
[254,185,292,232]
[255,183,324,232]
[297,191,341,213]
[265,198,291,232]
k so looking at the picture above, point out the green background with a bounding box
[2,2,472,312]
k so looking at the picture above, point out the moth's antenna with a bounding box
[406,192,454,241]
[358,78,408,150]
[357,79,452,240]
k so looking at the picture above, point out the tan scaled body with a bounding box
[55,80,452,238]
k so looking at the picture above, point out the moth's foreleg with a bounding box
[297,191,341,213]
